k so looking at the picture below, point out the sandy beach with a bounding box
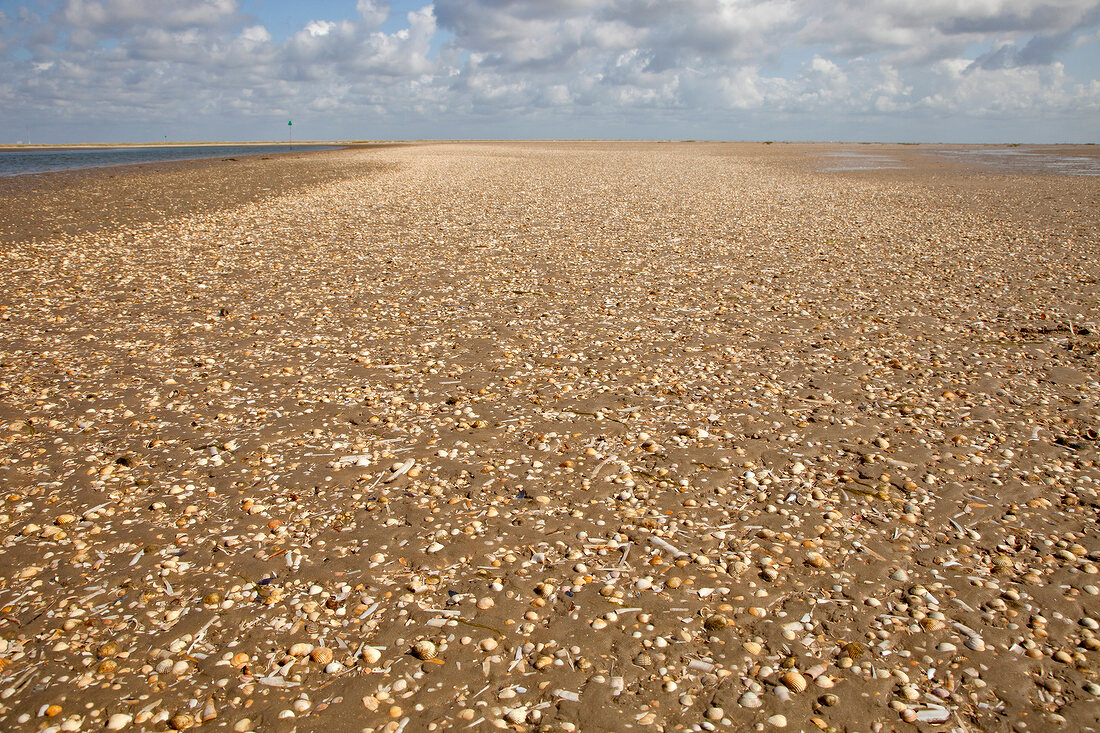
[0,142,1098,733]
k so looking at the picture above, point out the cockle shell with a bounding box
[412,640,437,660]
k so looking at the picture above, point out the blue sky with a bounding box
[238,0,427,40]
[1,0,1098,144]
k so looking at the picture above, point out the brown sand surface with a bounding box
[0,142,1098,733]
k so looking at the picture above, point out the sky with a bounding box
[1,0,1098,143]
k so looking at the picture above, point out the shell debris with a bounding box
[0,142,1098,732]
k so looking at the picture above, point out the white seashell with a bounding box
[361,646,382,665]
[106,714,133,730]
[383,459,415,483]
[412,640,437,660]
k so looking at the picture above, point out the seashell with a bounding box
[310,646,334,664]
[703,614,729,633]
[842,641,865,659]
[412,640,437,660]
[738,691,763,709]
[96,642,119,658]
[288,642,313,657]
[201,696,217,722]
[230,652,250,669]
[106,714,132,730]
[780,670,808,693]
[169,712,195,730]
[361,646,382,665]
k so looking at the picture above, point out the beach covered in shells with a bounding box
[0,141,1098,732]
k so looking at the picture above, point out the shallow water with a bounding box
[926,147,1100,176]
[0,144,341,176]
[818,152,907,171]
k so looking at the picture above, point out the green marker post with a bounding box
[288,120,292,150]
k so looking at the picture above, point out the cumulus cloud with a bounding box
[60,0,238,32]
[356,0,390,27]
[1,0,1098,141]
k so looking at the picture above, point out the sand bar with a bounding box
[0,142,1098,732]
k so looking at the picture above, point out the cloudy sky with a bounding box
[2,0,1098,143]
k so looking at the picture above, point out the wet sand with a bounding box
[0,142,1098,733]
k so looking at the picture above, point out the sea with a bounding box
[0,144,342,177]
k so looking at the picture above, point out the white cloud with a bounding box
[1,0,1098,141]
[356,0,389,27]
[60,0,238,32]
[239,25,270,44]
[304,20,336,38]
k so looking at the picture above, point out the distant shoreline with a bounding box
[0,141,351,153]
[1,139,1095,153]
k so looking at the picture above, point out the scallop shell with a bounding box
[780,670,807,693]
[310,646,334,664]
[412,640,437,660]
[361,646,382,665]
